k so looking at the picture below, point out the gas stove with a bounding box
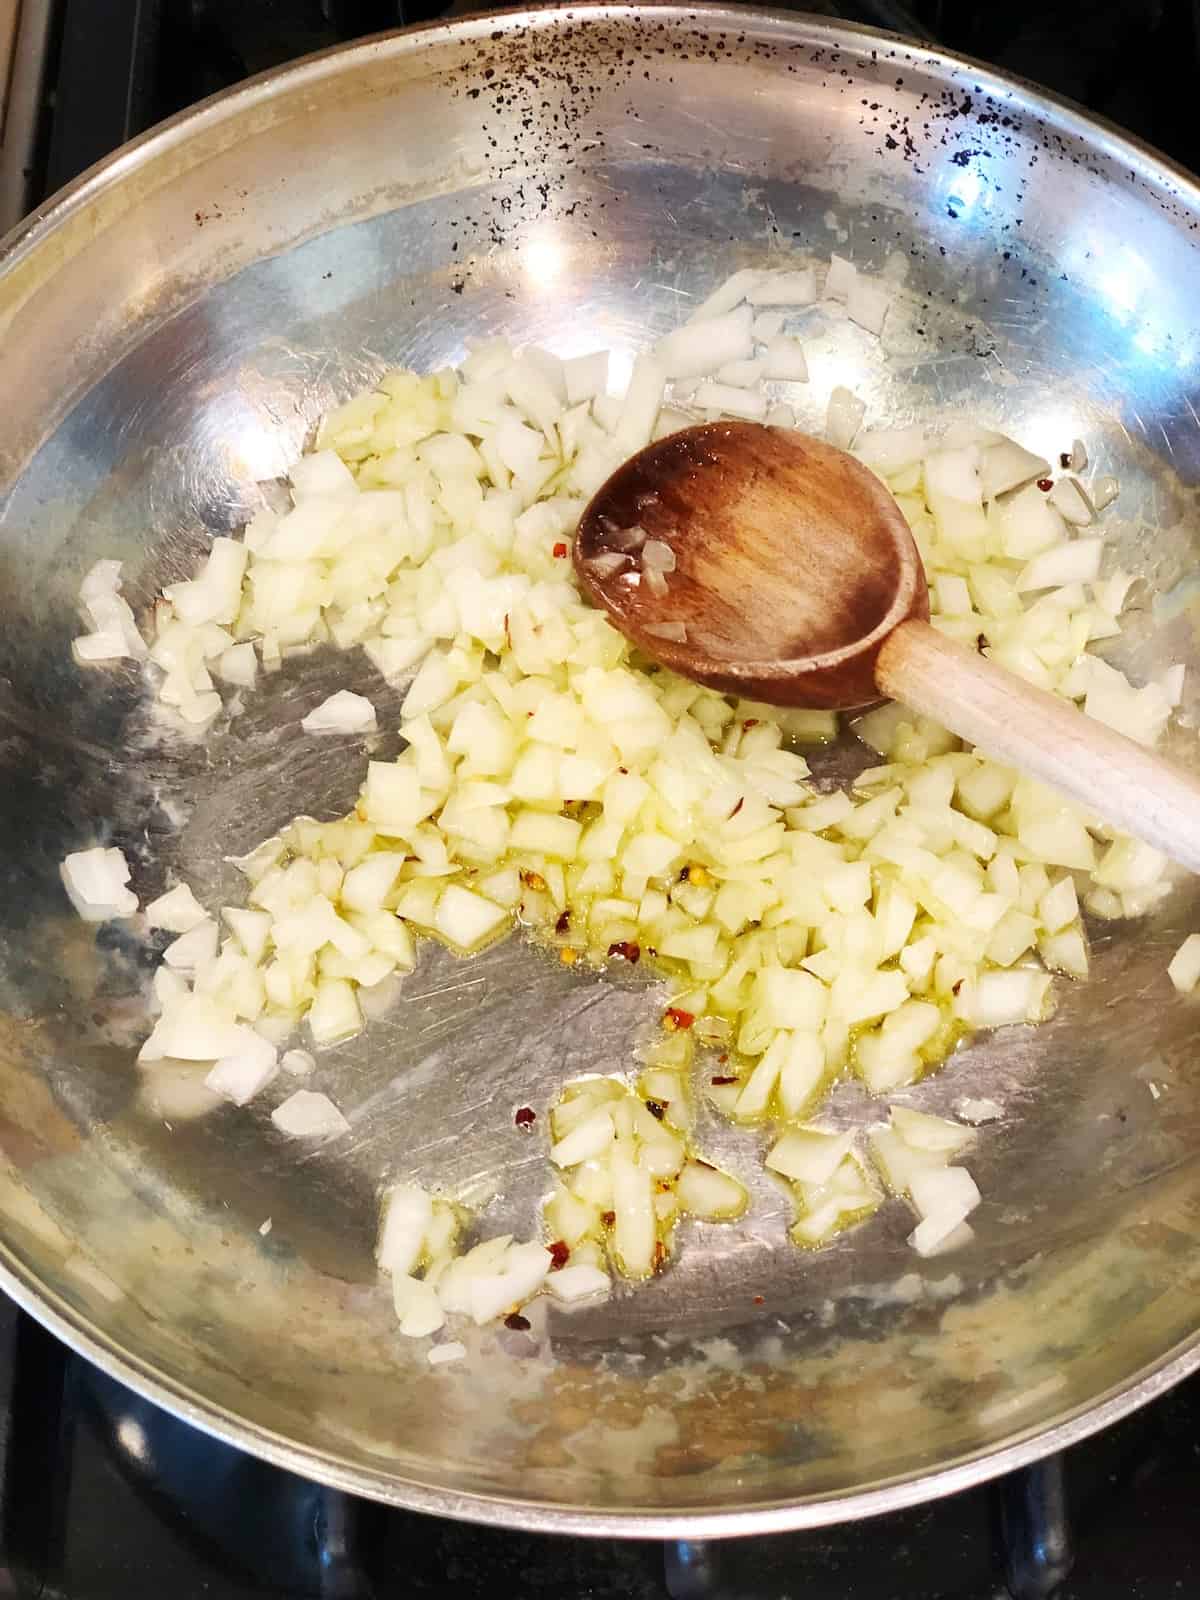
[3,3,1200,1596]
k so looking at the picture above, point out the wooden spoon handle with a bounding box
[875,618,1200,874]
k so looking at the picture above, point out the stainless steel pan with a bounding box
[2,3,1200,1538]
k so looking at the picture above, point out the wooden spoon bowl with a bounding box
[575,421,927,708]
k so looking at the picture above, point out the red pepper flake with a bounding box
[653,1239,667,1270]
[645,1099,666,1120]
[952,978,964,996]
[618,766,629,775]
[1059,452,1071,470]
[717,1053,729,1064]
[664,1007,695,1031]
[553,541,568,558]
[514,1106,536,1130]
[607,940,641,964]
[504,1312,531,1331]
[601,1210,616,1228]
[753,1294,765,1306]
[743,718,758,729]
[555,909,570,934]
[729,797,744,818]
[1036,477,1053,492]
[976,633,988,654]
[710,1074,738,1086]
[548,1240,570,1270]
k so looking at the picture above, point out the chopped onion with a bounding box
[748,268,818,307]
[761,336,809,383]
[163,921,219,973]
[1167,934,1200,993]
[690,380,768,421]
[978,438,1050,501]
[907,1166,980,1256]
[1047,476,1094,526]
[427,1340,467,1365]
[377,1181,434,1276]
[393,1274,445,1338]
[846,274,891,335]
[656,306,753,378]
[686,268,763,324]
[271,1090,350,1138]
[825,386,866,450]
[281,1048,316,1077]
[144,882,209,934]
[545,1263,612,1302]
[824,254,856,301]
[301,689,377,736]
[604,520,647,553]
[1091,474,1120,511]
[205,1032,279,1106]
[587,552,630,579]
[60,847,138,921]
[103,249,1168,1305]
[644,621,688,643]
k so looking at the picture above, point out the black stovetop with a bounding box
[9,3,1200,1596]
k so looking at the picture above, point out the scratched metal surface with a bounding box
[0,5,1200,1536]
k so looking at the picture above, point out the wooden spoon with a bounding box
[575,420,1200,874]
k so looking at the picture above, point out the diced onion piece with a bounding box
[434,885,509,951]
[686,268,763,324]
[1167,933,1200,994]
[956,1097,1002,1125]
[761,336,809,382]
[144,882,209,934]
[907,1166,981,1256]
[825,386,865,449]
[1091,475,1119,511]
[204,1032,279,1105]
[766,1126,856,1186]
[691,381,767,421]
[715,356,767,388]
[964,968,1053,1027]
[748,267,818,307]
[1048,476,1094,525]
[271,1089,350,1138]
[546,1264,612,1302]
[641,539,676,573]
[466,1241,552,1325]
[642,565,669,598]
[610,1147,656,1278]
[308,977,362,1044]
[824,254,856,301]
[393,1274,445,1338]
[587,551,629,579]
[978,438,1050,500]
[163,921,219,972]
[657,306,753,378]
[428,1341,467,1365]
[301,689,377,735]
[889,1105,973,1156]
[73,631,131,663]
[674,1160,748,1220]
[280,1048,316,1077]
[377,1181,434,1276]
[846,274,891,335]
[563,351,609,405]
[60,846,139,921]
[644,621,687,643]
[1016,539,1103,591]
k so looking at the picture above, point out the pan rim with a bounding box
[2,0,1199,1536]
